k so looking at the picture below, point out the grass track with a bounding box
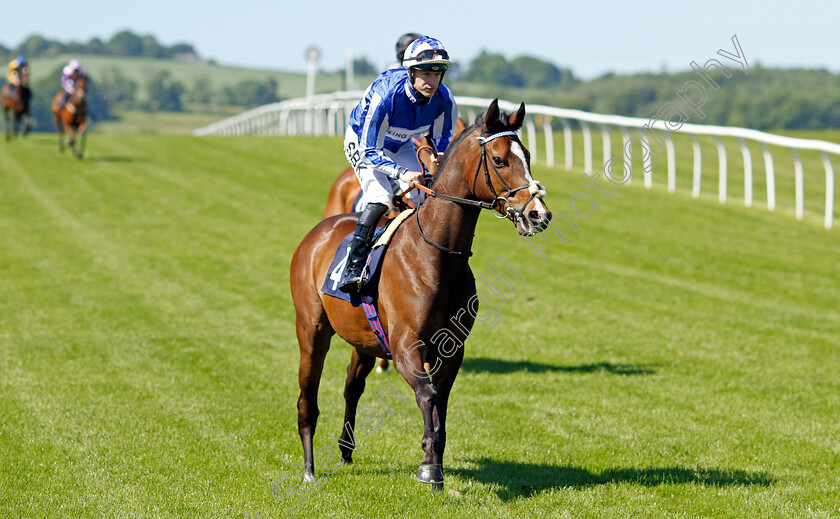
[1,134,839,518]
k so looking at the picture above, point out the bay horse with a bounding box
[290,99,552,490]
[322,117,468,375]
[2,82,32,140]
[52,77,88,158]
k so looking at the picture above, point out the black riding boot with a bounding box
[338,202,388,293]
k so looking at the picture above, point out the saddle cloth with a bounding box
[320,208,415,305]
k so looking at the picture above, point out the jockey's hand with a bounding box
[400,170,424,185]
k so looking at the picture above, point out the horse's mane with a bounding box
[430,108,519,189]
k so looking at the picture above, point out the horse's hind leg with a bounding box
[338,349,377,463]
[296,314,333,483]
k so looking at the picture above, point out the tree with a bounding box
[85,38,106,55]
[353,58,377,76]
[141,35,165,58]
[146,70,185,112]
[186,76,214,108]
[107,30,144,56]
[98,66,138,108]
[464,51,525,87]
[219,78,279,107]
[17,35,53,56]
[510,56,575,88]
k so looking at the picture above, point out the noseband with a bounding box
[474,131,547,225]
[411,129,547,256]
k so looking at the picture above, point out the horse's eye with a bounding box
[493,156,506,167]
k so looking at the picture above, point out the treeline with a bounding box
[451,53,840,130]
[96,67,279,110]
[0,30,198,61]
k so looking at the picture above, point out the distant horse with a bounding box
[52,77,88,158]
[290,99,552,490]
[2,81,32,140]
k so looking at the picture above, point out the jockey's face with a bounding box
[411,69,442,98]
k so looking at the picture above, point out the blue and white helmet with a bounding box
[402,36,452,72]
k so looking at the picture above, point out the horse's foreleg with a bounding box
[55,115,65,151]
[75,121,88,159]
[428,346,464,488]
[338,349,376,463]
[3,109,9,141]
[393,336,443,488]
[67,124,76,154]
[296,315,333,484]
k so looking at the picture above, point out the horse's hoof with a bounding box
[417,464,443,484]
[376,365,389,374]
[303,471,317,484]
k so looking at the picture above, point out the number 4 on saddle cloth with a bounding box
[320,208,416,357]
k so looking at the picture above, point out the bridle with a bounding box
[409,129,547,256]
[65,80,87,115]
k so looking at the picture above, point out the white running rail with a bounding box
[194,92,838,230]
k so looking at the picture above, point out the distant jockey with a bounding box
[6,55,28,95]
[337,36,458,292]
[386,32,422,70]
[59,59,86,109]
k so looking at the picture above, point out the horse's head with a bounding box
[470,99,552,236]
[73,77,88,103]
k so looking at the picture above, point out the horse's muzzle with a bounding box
[516,209,552,236]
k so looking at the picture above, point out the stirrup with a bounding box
[338,265,364,293]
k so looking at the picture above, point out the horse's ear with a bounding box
[484,98,500,128]
[508,102,526,131]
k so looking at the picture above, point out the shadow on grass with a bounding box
[86,156,148,163]
[450,458,774,500]
[460,357,660,375]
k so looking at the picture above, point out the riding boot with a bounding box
[338,202,388,293]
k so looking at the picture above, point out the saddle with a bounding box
[320,208,415,357]
[321,208,415,305]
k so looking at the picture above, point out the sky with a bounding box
[6,0,839,79]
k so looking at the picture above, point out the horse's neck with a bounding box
[411,156,482,261]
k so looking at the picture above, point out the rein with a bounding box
[410,129,546,256]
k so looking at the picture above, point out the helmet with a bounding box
[69,59,82,71]
[395,33,422,62]
[402,36,451,72]
[15,55,26,66]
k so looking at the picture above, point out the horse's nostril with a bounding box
[528,210,542,223]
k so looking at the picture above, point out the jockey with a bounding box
[6,55,28,92]
[338,36,458,293]
[386,32,422,70]
[59,59,86,108]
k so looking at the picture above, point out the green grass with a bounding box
[92,109,243,135]
[1,133,839,518]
